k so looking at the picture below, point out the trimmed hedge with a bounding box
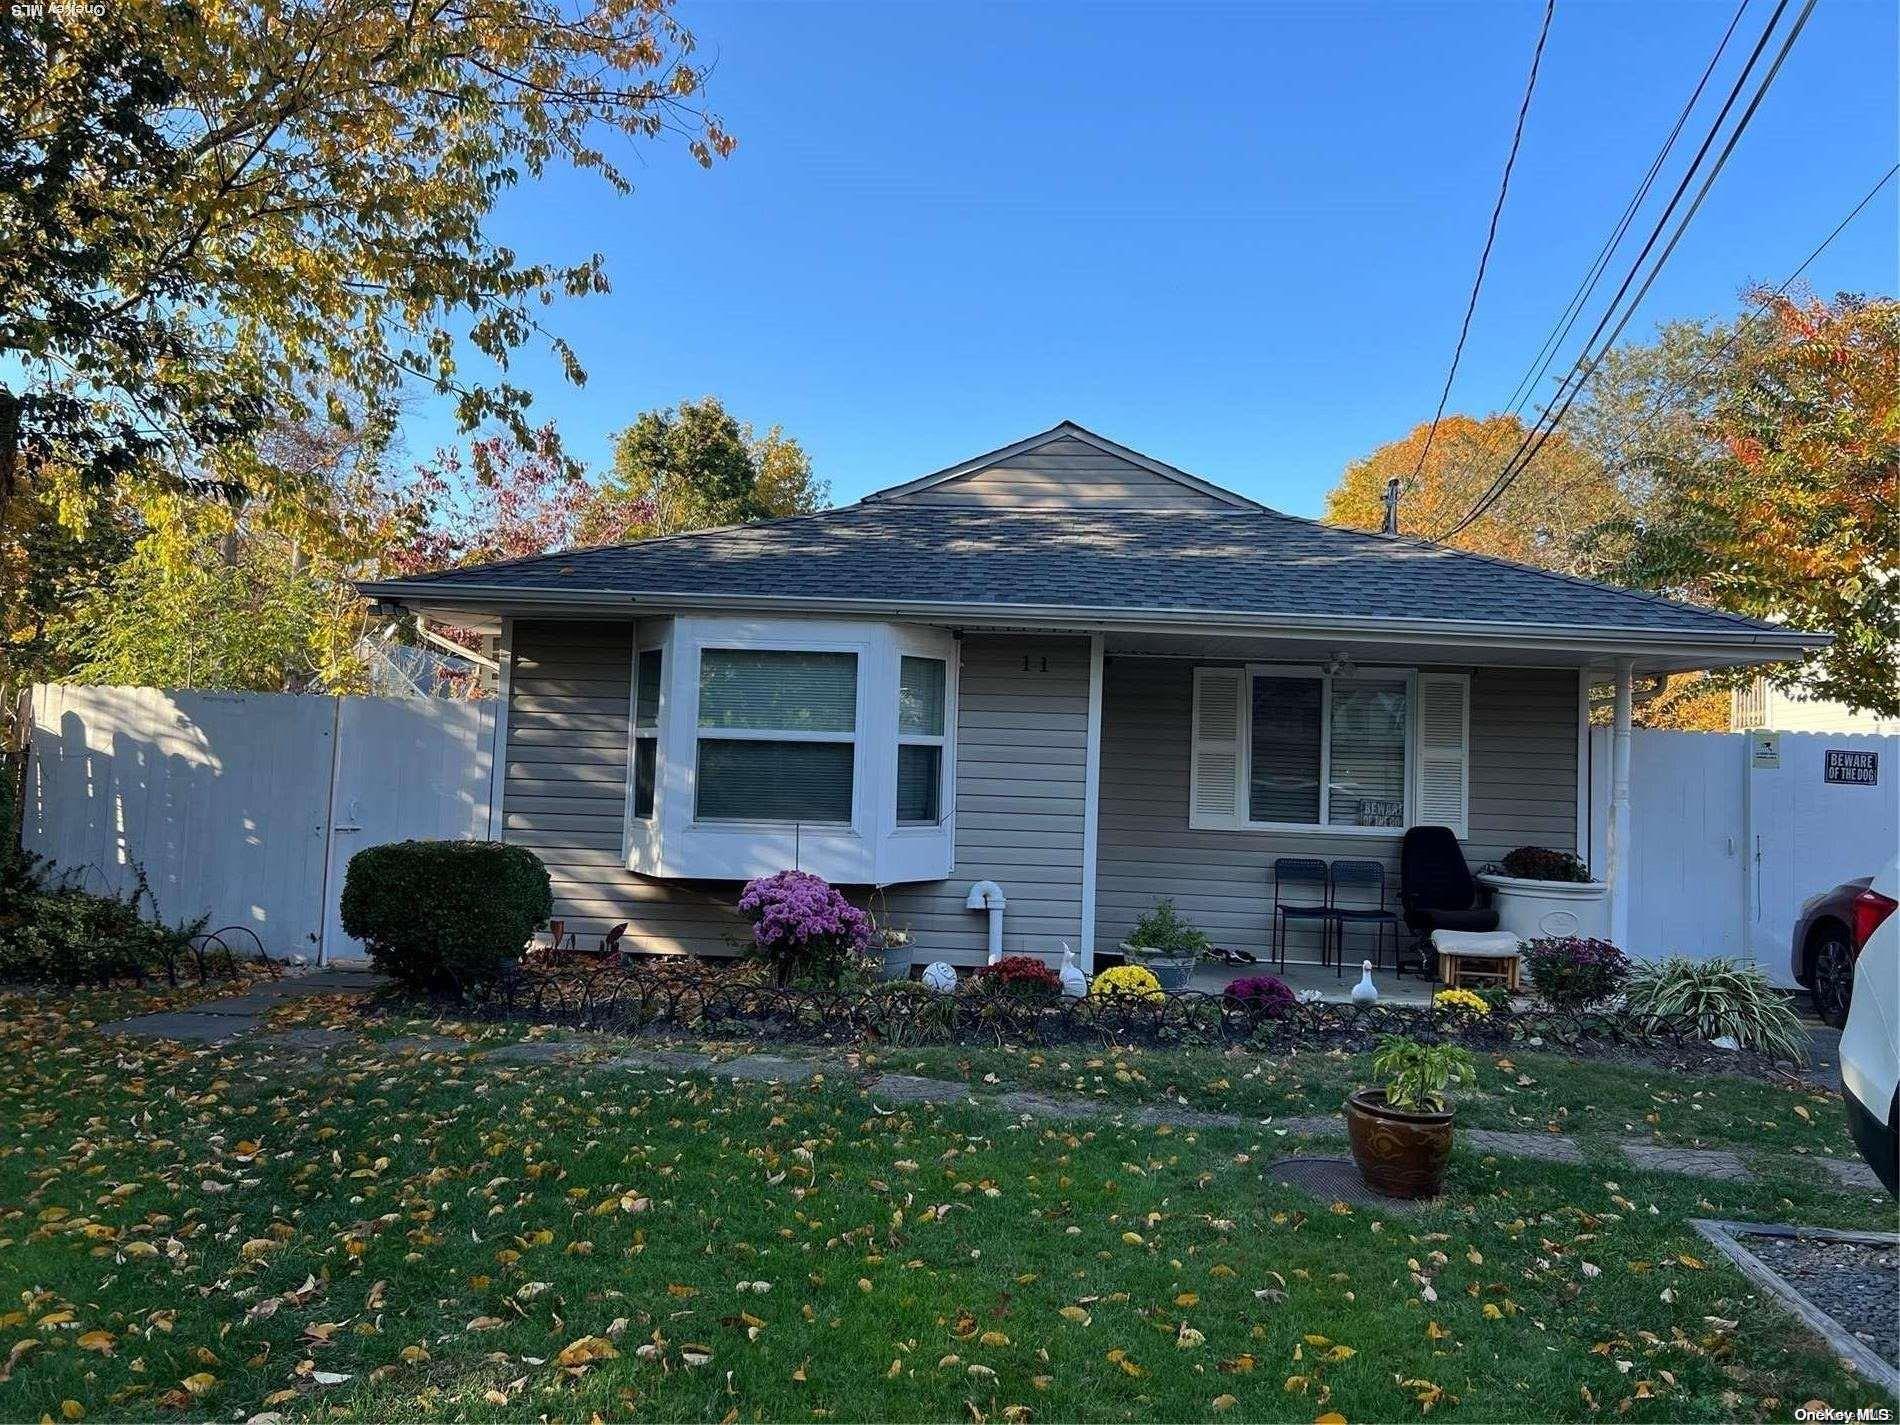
[340,840,551,989]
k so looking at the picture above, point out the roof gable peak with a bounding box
[862,422,1265,512]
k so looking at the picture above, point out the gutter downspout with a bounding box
[1608,659,1635,950]
[966,880,1006,965]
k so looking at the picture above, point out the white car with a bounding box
[1840,853,1899,1195]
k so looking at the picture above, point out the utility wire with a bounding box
[1433,0,1815,542]
[1497,0,1751,420]
[1592,161,1898,474]
[1400,0,1556,492]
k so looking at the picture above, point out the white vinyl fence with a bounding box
[22,687,1897,983]
[22,685,496,964]
[1587,728,1900,983]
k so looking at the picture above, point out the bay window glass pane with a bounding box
[1327,678,1408,827]
[632,737,657,818]
[1249,676,1322,824]
[699,650,856,731]
[897,744,942,824]
[899,657,946,736]
[635,649,663,728]
[696,740,853,822]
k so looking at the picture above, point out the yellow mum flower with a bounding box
[1433,987,1491,1017]
[1091,965,1164,1001]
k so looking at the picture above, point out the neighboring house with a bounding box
[1732,677,1900,735]
[361,422,1825,970]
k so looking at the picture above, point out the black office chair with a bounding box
[1330,859,1401,976]
[1399,826,1499,975]
[1272,857,1333,970]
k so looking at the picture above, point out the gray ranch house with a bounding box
[362,422,1822,973]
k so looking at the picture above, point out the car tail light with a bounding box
[1851,888,1898,948]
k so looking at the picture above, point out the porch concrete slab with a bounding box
[1620,1139,1754,1182]
[870,1075,971,1106]
[1816,1156,1885,1193]
[604,1048,717,1074]
[102,1011,252,1045]
[1465,1128,1584,1164]
[715,1054,817,1083]
[1188,960,1439,1006]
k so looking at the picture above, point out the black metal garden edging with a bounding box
[444,961,1794,1077]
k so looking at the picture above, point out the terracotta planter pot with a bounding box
[1345,1089,1453,1199]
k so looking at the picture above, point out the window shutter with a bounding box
[1414,672,1470,838]
[1190,668,1244,829]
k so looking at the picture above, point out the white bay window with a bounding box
[1193,664,1468,836]
[629,616,957,883]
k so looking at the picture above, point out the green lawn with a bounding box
[0,987,1892,1424]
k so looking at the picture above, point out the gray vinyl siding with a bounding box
[504,620,747,956]
[1094,659,1578,960]
[880,635,1091,963]
[502,623,1090,964]
[904,437,1228,511]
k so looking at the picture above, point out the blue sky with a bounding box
[408,0,1899,517]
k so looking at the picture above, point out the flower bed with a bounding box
[442,958,1801,1076]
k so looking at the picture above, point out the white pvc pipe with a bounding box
[966,880,1006,964]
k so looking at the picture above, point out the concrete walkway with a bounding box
[99,967,382,1045]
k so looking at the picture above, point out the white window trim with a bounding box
[691,641,862,828]
[1224,662,1418,836]
[894,654,951,829]
[628,643,664,826]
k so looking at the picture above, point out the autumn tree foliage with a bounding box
[1323,414,1617,573]
[1598,292,1899,717]
[0,0,731,517]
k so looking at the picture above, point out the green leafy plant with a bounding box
[1122,898,1211,960]
[1498,846,1593,883]
[1370,1035,1476,1113]
[340,840,551,990]
[0,854,206,985]
[1623,956,1809,1062]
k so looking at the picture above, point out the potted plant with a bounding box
[867,888,914,982]
[1119,898,1210,992]
[1520,935,1631,1010]
[1476,846,1609,942]
[972,953,1063,1000]
[1345,1035,1477,1199]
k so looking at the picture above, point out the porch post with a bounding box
[1608,657,1634,950]
[1079,634,1104,973]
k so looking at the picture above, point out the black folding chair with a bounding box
[1272,857,1334,970]
[1399,826,1500,977]
[1330,859,1401,976]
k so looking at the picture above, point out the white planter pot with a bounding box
[1477,873,1609,942]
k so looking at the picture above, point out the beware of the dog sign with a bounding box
[1823,749,1879,786]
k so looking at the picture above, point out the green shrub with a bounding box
[0,854,206,984]
[340,840,551,989]
[1624,955,1809,1062]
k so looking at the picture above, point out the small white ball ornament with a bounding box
[921,961,958,993]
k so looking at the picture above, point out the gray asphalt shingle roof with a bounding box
[370,502,1780,637]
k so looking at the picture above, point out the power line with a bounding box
[1400,0,1556,491]
[1592,161,1898,473]
[1433,0,1816,542]
[1497,0,1751,420]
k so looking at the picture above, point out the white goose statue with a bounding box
[1057,943,1089,999]
[1350,959,1379,1006]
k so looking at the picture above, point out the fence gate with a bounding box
[1590,727,1900,982]
[23,685,496,966]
